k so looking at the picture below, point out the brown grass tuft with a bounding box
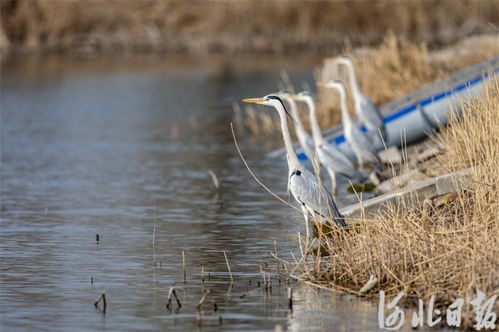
[2,0,498,56]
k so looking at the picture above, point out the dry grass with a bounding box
[2,0,498,56]
[241,33,499,139]
[286,79,499,328]
[341,33,499,106]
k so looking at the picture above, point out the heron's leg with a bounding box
[327,168,337,197]
[301,205,308,222]
[301,204,311,247]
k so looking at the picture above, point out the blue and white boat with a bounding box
[267,56,499,161]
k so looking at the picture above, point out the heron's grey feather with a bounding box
[288,167,345,226]
[357,94,387,142]
[348,123,382,168]
[317,143,363,180]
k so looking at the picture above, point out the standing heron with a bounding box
[292,91,364,196]
[335,56,387,143]
[278,91,315,160]
[242,95,346,228]
[321,81,383,172]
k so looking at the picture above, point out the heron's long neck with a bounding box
[306,98,324,145]
[287,98,306,137]
[344,60,361,98]
[338,87,352,130]
[275,105,300,169]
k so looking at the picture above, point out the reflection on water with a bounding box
[1,57,387,331]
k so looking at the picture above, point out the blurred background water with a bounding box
[0,57,386,331]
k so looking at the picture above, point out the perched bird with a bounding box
[278,91,315,160]
[335,56,387,143]
[292,91,363,196]
[321,80,383,172]
[242,95,346,228]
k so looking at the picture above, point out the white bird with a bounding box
[321,81,383,172]
[335,56,387,143]
[292,91,364,196]
[278,91,315,160]
[242,95,346,228]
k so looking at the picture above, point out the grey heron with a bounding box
[292,91,364,196]
[278,91,315,160]
[242,95,346,228]
[320,80,383,172]
[335,56,387,143]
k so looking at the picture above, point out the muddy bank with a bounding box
[1,0,498,58]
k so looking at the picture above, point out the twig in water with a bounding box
[223,251,233,283]
[94,293,107,313]
[197,311,203,328]
[207,170,221,191]
[153,201,157,265]
[226,282,233,295]
[182,251,186,281]
[96,234,100,243]
[274,240,279,274]
[196,289,210,310]
[166,287,182,310]
[287,287,293,310]
[166,288,173,309]
[201,265,205,282]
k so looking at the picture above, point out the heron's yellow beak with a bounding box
[242,98,266,103]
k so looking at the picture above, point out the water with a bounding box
[1,57,383,331]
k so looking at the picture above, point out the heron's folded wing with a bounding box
[289,169,342,220]
[360,94,384,128]
[318,144,362,179]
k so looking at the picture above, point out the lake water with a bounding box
[1,56,387,331]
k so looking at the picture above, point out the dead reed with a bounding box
[223,250,234,284]
[3,1,497,56]
[166,287,182,310]
[94,293,107,313]
[288,79,499,328]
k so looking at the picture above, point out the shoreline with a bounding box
[1,30,494,60]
